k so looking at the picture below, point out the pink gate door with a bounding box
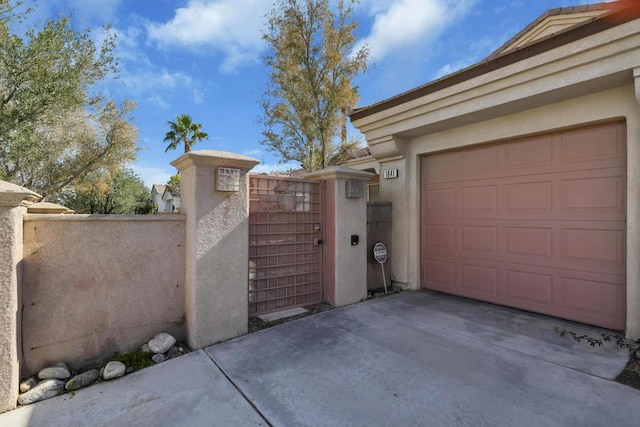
[248,175,324,316]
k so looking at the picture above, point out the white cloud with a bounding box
[130,165,173,188]
[121,69,193,95]
[146,0,270,73]
[145,94,171,110]
[193,88,206,105]
[356,0,476,63]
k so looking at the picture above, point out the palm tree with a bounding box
[163,113,209,153]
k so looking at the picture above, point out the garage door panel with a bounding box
[560,171,626,215]
[422,151,458,184]
[560,226,625,274]
[460,226,498,253]
[423,187,455,216]
[561,122,626,165]
[505,181,553,212]
[421,123,625,186]
[505,226,553,259]
[424,258,457,291]
[421,121,626,330]
[423,224,455,249]
[461,263,499,296]
[423,219,625,275]
[563,277,622,316]
[504,136,553,169]
[503,268,554,308]
[461,144,499,172]
[461,185,498,212]
[559,272,626,330]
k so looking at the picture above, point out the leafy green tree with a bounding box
[59,169,152,214]
[164,113,209,153]
[259,0,368,171]
[0,2,139,199]
[165,173,180,197]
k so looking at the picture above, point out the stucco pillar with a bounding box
[368,136,418,290]
[0,181,39,413]
[171,151,258,349]
[628,68,640,339]
[307,167,373,307]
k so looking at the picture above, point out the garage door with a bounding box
[421,122,626,330]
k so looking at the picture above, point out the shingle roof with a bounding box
[151,184,166,194]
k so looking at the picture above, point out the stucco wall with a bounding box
[21,215,186,375]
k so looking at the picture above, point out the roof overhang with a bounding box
[350,1,640,161]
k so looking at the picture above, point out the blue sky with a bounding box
[26,0,599,187]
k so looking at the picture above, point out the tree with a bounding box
[165,173,180,197]
[0,2,139,200]
[164,113,209,153]
[59,169,152,214]
[259,0,368,171]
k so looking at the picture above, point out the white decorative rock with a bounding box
[152,353,166,364]
[19,377,37,393]
[148,333,176,354]
[18,379,65,405]
[65,369,100,391]
[103,361,126,380]
[38,366,71,380]
[141,343,152,353]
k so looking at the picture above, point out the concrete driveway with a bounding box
[2,290,640,426]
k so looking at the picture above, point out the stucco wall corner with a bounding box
[0,203,27,413]
[634,67,640,104]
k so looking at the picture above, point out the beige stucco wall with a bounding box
[21,215,186,375]
[0,205,26,412]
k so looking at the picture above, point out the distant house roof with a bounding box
[151,184,166,195]
[350,0,640,121]
[162,186,180,200]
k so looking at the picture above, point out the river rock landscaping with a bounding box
[17,332,190,406]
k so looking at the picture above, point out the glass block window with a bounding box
[217,167,241,192]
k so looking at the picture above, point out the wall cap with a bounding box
[27,202,74,214]
[306,166,375,181]
[0,180,40,207]
[24,214,186,222]
[171,150,259,171]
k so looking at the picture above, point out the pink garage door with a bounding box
[421,122,626,330]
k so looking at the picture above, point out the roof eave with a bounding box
[350,1,640,122]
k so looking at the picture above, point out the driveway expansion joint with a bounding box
[203,347,273,427]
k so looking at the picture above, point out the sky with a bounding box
[22,0,602,187]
